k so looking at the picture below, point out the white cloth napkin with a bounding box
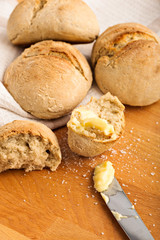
[0,0,160,129]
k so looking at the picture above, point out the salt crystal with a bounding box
[151,172,155,176]
[101,232,104,235]
[120,150,126,154]
[85,194,89,198]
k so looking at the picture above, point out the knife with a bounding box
[100,177,154,240]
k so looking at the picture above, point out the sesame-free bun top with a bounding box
[7,0,99,45]
[91,23,160,106]
[3,40,93,119]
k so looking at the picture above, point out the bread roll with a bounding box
[7,0,99,45]
[91,23,160,106]
[67,92,125,157]
[0,120,61,173]
[3,40,92,119]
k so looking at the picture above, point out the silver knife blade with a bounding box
[101,177,154,240]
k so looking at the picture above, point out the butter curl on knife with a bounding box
[93,161,155,240]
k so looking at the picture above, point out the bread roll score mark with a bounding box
[94,31,157,67]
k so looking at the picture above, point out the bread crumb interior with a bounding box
[0,134,57,172]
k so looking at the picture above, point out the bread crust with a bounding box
[91,23,160,106]
[7,0,99,45]
[3,40,92,119]
[0,120,61,172]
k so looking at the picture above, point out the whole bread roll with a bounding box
[3,40,92,119]
[67,92,125,157]
[0,120,61,173]
[7,0,99,45]
[91,23,160,106]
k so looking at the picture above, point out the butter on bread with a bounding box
[0,120,61,173]
[67,92,125,157]
[91,23,160,106]
[3,40,92,119]
[7,0,99,45]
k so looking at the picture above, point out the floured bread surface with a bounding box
[67,92,125,157]
[0,120,61,173]
[91,23,160,106]
[3,40,92,119]
[7,0,99,45]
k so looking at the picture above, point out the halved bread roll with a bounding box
[91,23,160,106]
[0,120,61,173]
[67,92,125,157]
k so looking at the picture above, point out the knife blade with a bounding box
[100,177,154,240]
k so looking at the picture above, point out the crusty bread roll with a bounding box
[91,23,160,106]
[0,120,61,173]
[67,92,125,157]
[7,0,99,45]
[3,40,92,119]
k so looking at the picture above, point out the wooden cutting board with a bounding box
[0,101,159,240]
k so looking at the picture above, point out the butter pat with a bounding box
[70,108,115,137]
[93,161,115,192]
[83,118,114,135]
[78,109,97,121]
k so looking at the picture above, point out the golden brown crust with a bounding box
[0,120,58,145]
[91,23,160,106]
[3,40,92,119]
[91,22,160,67]
[7,0,99,45]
